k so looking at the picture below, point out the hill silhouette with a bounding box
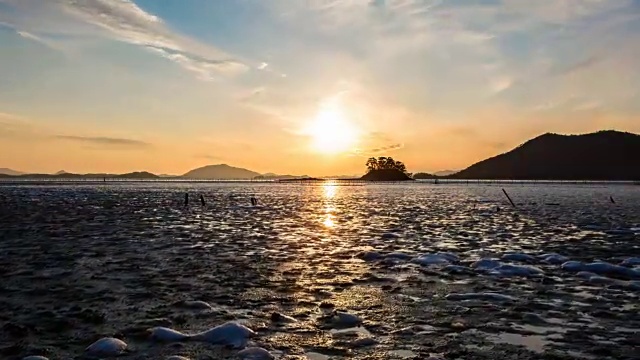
[0,171,160,179]
[0,168,23,176]
[115,171,158,179]
[413,172,438,179]
[434,170,457,177]
[0,164,305,180]
[254,173,310,180]
[182,164,260,179]
[452,130,640,180]
[361,169,413,181]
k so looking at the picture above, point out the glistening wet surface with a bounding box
[0,182,639,359]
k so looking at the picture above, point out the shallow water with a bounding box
[1,182,639,359]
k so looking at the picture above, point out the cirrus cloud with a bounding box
[0,0,250,79]
[55,135,151,148]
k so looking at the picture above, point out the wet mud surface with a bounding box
[0,183,639,359]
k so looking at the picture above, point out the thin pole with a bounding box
[502,188,516,207]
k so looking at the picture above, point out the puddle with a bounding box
[440,279,472,285]
[305,352,330,360]
[614,326,640,333]
[491,332,549,352]
[567,350,597,359]
[516,324,568,334]
[389,349,417,358]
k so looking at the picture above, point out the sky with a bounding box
[0,0,639,176]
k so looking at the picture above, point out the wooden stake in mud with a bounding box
[200,195,206,207]
[610,196,616,204]
[184,193,189,207]
[502,188,516,208]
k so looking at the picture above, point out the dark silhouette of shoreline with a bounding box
[450,130,640,180]
[2,130,639,181]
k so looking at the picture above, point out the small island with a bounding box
[360,157,413,181]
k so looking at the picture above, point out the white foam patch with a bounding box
[182,300,214,310]
[561,261,585,272]
[471,259,501,270]
[85,337,127,357]
[488,264,544,277]
[191,321,255,348]
[150,327,190,342]
[411,254,453,266]
[621,257,640,266]
[538,253,569,264]
[330,326,372,336]
[501,253,536,263]
[565,261,640,278]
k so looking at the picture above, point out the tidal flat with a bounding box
[0,182,639,359]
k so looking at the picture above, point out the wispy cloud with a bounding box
[194,153,221,161]
[0,0,249,79]
[0,112,36,138]
[548,55,602,77]
[16,30,41,41]
[55,135,151,148]
[353,143,404,156]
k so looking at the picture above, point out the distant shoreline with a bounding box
[0,178,637,186]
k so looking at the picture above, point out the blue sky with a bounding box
[1,0,639,175]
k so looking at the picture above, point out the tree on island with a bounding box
[362,157,413,181]
[366,157,410,175]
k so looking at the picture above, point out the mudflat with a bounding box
[0,183,638,359]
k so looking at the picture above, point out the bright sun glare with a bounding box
[307,102,358,154]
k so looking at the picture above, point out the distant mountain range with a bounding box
[2,131,639,181]
[182,164,260,179]
[0,168,23,176]
[434,170,457,176]
[0,164,308,180]
[0,171,159,179]
[451,130,640,180]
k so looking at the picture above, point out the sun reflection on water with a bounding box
[323,214,335,228]
[323,181,337,198]
[322,182,338,228]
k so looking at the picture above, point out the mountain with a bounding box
[0,171,159,179]
[434,170,457,177]
[254,173,310,180]
[452,130,640,180]
[413,172,437,179]
[182,164,261,179]
[0,168,23,176]
[115,171,159,179]
[320,174,361,179]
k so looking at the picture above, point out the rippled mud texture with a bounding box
[1,183,639,359]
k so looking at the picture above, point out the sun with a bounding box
[307,102,359,154]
